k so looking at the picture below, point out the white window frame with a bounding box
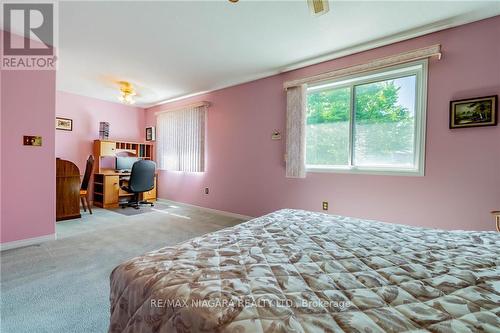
[305,59,428,176]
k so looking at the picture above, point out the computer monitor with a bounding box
[116,156,139,172]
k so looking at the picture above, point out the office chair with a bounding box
[80,155,94,214]
[120,159,156,209]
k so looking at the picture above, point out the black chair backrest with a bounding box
[129,160,156,193]
[81,155,94,191]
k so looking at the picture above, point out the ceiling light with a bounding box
[118,81,136,105]
[119,93,136,105]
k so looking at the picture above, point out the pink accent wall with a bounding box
[146,16,500,231]
[0,63,3,233]
[55,91,145,173]
[1,76,144,244]
[1,69,57,243]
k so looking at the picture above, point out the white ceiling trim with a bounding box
[147,11,497,109]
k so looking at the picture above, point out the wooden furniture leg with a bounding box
[86,195,93,214]
[81,196,87,212]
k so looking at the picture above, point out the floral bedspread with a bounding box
[109,209,499,332]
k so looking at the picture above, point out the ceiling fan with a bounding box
[117,81,137,105]
[228,0,330,16]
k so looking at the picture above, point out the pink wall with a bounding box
[147,16,500,231]
[1,70,57,243]
[1,85,144,244]
[0,65,3,233]
[55,91,145,173]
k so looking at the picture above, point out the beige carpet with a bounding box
[1,200,246,333]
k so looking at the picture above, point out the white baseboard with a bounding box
[157,199,254,221]
[0,233,56,251]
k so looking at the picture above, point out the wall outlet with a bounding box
[204,187,209,195]
[322,201,328,211]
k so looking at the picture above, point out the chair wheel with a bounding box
[121,206,125,209]
[134,206,140,210]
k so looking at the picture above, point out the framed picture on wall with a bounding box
[450,95,497,129]
[146,126,156,141]
[56,117,73,131]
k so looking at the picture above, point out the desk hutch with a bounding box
[92,140,157,208]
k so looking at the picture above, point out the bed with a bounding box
[109,209,499,333]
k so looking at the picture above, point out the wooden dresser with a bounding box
[56,158,81,221]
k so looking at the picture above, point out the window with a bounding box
[306,60,427,175]
[156,104,207,172]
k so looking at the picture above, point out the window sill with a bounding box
[306,165,424,177]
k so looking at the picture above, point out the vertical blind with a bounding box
[156,104,207,172]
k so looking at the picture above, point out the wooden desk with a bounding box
[93,170,157,208]
[56,158,81,221]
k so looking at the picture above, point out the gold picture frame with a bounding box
[450,95,497,129]
[56,117,73,131]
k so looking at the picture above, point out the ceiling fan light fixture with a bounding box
[118,81,136,105]
[308,0,329,16]
[119,93,136,105]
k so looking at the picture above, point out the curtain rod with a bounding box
[155,101,211,115]
[283,44,441,90]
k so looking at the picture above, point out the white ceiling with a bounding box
[56,1,500,107]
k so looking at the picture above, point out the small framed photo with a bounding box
[450,95,497,129]
[146,126,156,141]
[56,117,73,131]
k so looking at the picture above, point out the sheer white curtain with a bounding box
[156,105,206,172]
[285,84,307,178]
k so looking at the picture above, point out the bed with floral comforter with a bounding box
[109,209,499,333]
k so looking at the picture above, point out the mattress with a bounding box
[109,209,500,333]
